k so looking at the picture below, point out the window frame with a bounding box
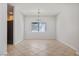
[31,21,46,32]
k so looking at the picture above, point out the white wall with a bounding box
[24,16,56,40]
[0,3,7,55]
[56,4,79,54]
[14,7,24,44]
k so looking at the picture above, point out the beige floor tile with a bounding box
[7,39,76,56]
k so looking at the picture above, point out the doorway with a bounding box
[7,4,14,44]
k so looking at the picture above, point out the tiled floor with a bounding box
[7,39,76,56]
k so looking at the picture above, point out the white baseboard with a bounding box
[57,40,79,56]
[14,39,24,45]
[25,38,56,40]
[57,39,79,55]
[57,39,77,50]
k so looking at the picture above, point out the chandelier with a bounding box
[37,8,41,22]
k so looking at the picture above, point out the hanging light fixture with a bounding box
[37,8,41,22]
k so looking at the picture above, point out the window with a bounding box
[32,22,39,32]
[32,22,46,32]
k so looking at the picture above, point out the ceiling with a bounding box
[11,3,66,16]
